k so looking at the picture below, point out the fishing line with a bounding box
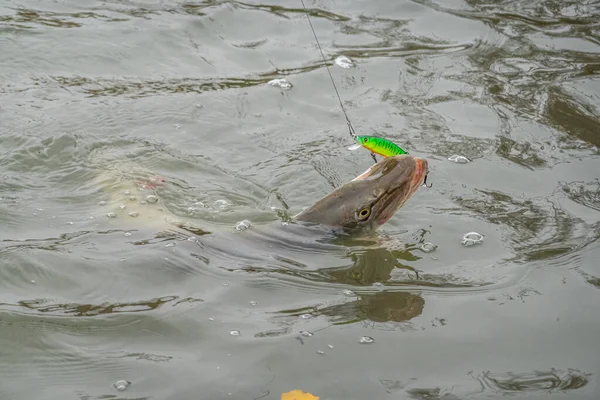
[299,0,377,164]
[299,0,432,188]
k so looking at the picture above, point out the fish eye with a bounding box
[357,207,371,220]
[363,137,368,143]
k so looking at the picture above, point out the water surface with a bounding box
[1,0,599,398]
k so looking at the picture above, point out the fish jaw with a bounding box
[411,157,428,190]
[351,164,376,182]
[373,157,428,227]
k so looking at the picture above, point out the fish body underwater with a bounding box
[98,155,427,240]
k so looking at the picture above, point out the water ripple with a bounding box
[0,8,123,29]
[451,187,599,263]
[6,295,191,317]
[475,368,591,394]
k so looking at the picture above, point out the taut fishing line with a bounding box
[299,0,377,164]
[299,0,431,187]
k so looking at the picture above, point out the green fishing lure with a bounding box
[348,136,408,157]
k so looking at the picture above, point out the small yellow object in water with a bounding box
[281,389,320,400]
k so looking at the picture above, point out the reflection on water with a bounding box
[323,246,421,286]
[12,295,202,317]
[561,179,600,211]
[276,289,424,325]
[547,86,600,148]
[222,236,489,289]
[406,387,460,400]
[0,9,106,29]
[318,291,424,325]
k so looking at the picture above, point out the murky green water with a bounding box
[1,0,600,398]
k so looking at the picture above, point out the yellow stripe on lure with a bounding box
[348,136,408,157]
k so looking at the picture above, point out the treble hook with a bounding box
[422,171,433,188]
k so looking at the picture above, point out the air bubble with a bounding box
[129,196,137,201]
[230,330,240,336]
[461,232,484,246]
[214,199,231,209]
[421,242,437,252]
[124,232,131,237]
[99,201,106,206]
[124,191,131,196]
[343,289,356,297]
[187,237,197,242]
[316,350,325,355]
[113,380,131,392]
[334,55,354,69]
[165,243,175,248]
[300,331,313,337]
[128,212,139,218]
[107,213,116,218]
[249,301,258,306]
[447,155,470,164]
[300,314,312,319]
[119,204,127,210]
[268,78,293,90]
[359,336,375,344]
[235,220,252,231]
[146,195,159,204]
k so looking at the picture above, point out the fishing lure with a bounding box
[297,0,432,188]
[348,136,408,157]
[348,136,432,187]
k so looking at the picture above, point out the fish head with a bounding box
[293,155,428,232]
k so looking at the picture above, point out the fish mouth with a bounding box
[351,166,373,182]
[374,157,428,226]
[411,157,428,190]
[352,156,428,186]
